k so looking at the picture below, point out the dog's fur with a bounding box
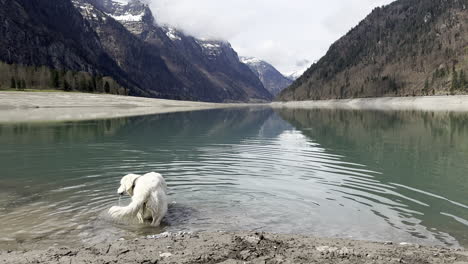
[109,172,168,226]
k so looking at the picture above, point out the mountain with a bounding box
[285,67,309,81]
[72,0,272,102]
[0,0,134,94]
[240,57,292,96]
[278,0,468,101]
[0,0,272,102]
[84,0,273,102]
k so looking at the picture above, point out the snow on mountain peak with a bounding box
[103,0,149,23]
[164,27,182,41]
[72,0,107,22]
[285,68,307,80]
[195,40,224,57]
[240,56,262,65]
[109,12,144,22]
[112,0,128,5]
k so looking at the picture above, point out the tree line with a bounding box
[0,62,128,95]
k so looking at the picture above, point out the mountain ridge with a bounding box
[240,56,292,96]
[76,0,273,102]
[278,0,468,101]
[0,0,273,103]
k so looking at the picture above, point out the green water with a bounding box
[0,108,467,249]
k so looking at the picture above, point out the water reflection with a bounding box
[0,108,467,249]
[277,108,468,246]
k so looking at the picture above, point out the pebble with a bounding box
[338,247,352,256]
[118,238,125,241]
[240,250,250,260]
[147,232,171,239]
[244,235,261,244]
[316,246,338,254]
[159,252,172,258]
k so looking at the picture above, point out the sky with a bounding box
[147,0,395,75]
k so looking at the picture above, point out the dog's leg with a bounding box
[137,204,147,223]
[137,211,144,223]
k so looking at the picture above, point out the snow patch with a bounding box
[200,43,221,49]
[285,67,308,80]
[240,57,262,65]
[112,0,129,4]
[196,40,224,57]
[109,12,144,22]
[72,0,107,22]
[165,27,182,41]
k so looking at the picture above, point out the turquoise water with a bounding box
[0,108,467,249]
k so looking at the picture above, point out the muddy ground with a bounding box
[1,231,467,264]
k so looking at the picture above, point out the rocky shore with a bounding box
[1,231,467,264]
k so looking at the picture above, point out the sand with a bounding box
[1,231,467,264]
[272,95,468,112]
[0,92,242,123]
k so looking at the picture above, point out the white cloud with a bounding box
[149,0,395,74]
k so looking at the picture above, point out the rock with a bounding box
[338,247,352,256]
[316,246,339,254]
[244,235,261,244]
[159,252,172,258]
[399,242,412,246]
[240,250,250,260]
[316,246,329,253]
[118,238,125,241]
[384,241,393,245]
[147,232,171,239]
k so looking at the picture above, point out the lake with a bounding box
[0,107,467,249]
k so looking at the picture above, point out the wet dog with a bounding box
[109,172,168,226]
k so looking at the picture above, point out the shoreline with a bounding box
[271,95,468,112]
[3,93,468,123]
[0,92,254,123]
[1,231,466,263]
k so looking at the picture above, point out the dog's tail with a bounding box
[108,192,148,220]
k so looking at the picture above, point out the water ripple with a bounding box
[0,109,467,249]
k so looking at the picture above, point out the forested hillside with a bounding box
[0,62,126,94]
[278,0,468,101]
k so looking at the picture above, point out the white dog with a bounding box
[109,172,168,226]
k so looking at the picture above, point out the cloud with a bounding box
[148,0,395,74]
